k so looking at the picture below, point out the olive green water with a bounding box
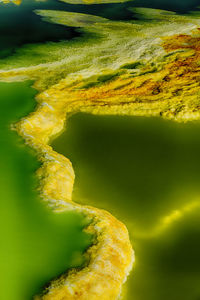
[0,82,92,300]
[52,113,200,300]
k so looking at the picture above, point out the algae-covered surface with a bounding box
[1,0,200,299]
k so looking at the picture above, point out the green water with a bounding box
[52,113,200,300]
[0,83,92,300]
[0,0,82,59]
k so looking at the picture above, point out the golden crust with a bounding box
[15,80,134,300]
[0,0,22,4]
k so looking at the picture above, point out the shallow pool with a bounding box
[53,113,200,300]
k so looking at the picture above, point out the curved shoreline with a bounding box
[15,99,134,299]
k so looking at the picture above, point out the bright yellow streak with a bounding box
[130,201,200,239]
[0,0,22,4]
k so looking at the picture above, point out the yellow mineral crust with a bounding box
[13,27,200,300]
[0,0,21,4]
[16,93,134,300]
[3,8,200,300]
[31,29,200,123]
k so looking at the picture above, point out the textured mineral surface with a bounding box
[1,5,200,300]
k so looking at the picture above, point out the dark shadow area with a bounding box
[0,0,82,59]
[64,0,200,20]
[132,0,200,14]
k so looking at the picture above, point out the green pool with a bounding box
[52,113,200,300]
[0,82,91,300]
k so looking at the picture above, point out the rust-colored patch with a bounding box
[58,29,200,118]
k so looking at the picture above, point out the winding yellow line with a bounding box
[0,0,21,4]
[15,92,134,300]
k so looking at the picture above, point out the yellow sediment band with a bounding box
[15,96,134,300]
[0,0,22,4]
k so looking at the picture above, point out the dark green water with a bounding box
[0,82,92,300]
[0,0,82,59]
[52,113,200,300]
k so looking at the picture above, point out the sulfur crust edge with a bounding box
[14,95,134,300]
